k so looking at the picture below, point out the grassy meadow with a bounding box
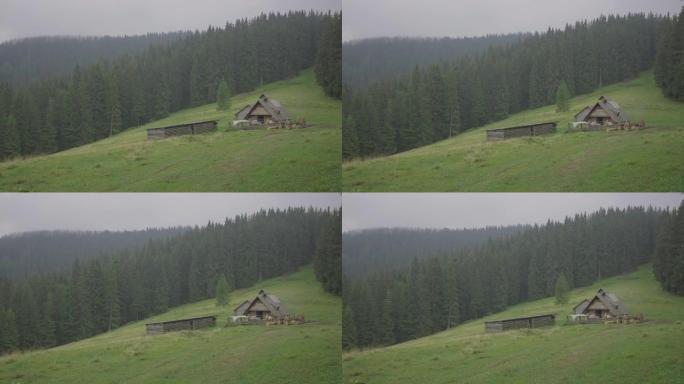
[343,71,684,191]
[343,264,684,384]
[0,69,341,191]
[0,266,341,384]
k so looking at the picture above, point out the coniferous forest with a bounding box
[342,13,674,159]
[654,7,684,101]
[653,201,684,295]
[0,11,341,161]
[342,206,671,350]
[0,207,341,354]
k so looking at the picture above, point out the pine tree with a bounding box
[555,80,571,112]
[215,274,230,306]
[216,79,231,111]
[381,289,395,345]
[38,293,57,347]
[342,115,360,159]
[554,272,570,304]
[1,309,19,352]
[2,114,20,158]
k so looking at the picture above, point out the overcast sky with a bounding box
[0,0,340,43]
[343,0,683,41]
[343,193,683,232]
[0,193,340,236]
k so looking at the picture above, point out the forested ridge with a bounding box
[653,201,684,295]
[342,33,529,88]
[0,228,188,280]
[343,206,673,350]
[342,13,672,159]
[0,10,341,161]
[0,33,188,86]
[654,7,684,101]
[343,226,527,279]
[0,207,341,354]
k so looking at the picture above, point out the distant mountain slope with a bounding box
[343,265,684,384]
[0,33,187,85]
[343,71,684,191]
[343,226,526,279]
[0,228,187,279]
[0,267,341,384]
[0,70,341,191]
[342,34,528,88]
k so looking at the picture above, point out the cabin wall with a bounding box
[486,123,556,141]
[145,316,216,334]
[146,121,217,140]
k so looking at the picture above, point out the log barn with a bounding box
[485,122,557,141]
[145,315,217,334]
[234,94,289,125]
[146,119,217,140]
[233,289,289,320]
[574,96,629,126]
[573,288,627,319]
[484,314,556,333]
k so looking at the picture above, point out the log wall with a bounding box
[486,122,557,141]
[147,120,218,140]
[484,314,555,333]
[145,315,217,334]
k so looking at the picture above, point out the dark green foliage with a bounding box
[343,206,669,349]
[215,274,230,306]
[0,11,336,160]
[313,209,342,295]
[343,13,665,159]
[342,305,357,350]
[653,201,684,295]
[554,273,570,304]
[0,207,335,354]
[315,12,342,99]
[215,79,231,111]
[654,7,684,100]
[555,80,571,112]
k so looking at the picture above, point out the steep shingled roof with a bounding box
[575,288,628,316]
[232,289,289,318]
[574,96,629,123]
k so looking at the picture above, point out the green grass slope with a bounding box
[343,265,684,384]
[0,266,341,384]
[0,69,341,191]
[343,71,684,191]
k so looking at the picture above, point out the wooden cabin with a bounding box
[573,288,627,319]
[145,315,216,334]
[574,96,629,126]
[484,314,555,333]
[146,120,217,140]
[485,122,556,141]
[234,94,289,125]
[233,289,288,320]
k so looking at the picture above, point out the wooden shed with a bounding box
[145,315,217,334]
[573,288,627,319]
[484,314,556,333]
[234,94,289,125]
[233,289,289,320]
[146,120,218,140]
[575,96,629,126]
[485,122,557,141]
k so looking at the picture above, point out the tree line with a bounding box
[0,228,187,279]
[0,10,340,160]
[0,33,188,87]
[342,206,668,350]
[653,200,684,295]
[0,207,341,354]
[654,7,684,101]
[342,226,526,279]
[342,13,665,159]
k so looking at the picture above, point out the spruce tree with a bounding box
[215,274,230,306]
[342,305,357,350]
[216,79,231,111]
[555,80,571,112]
[381,290,395,345]
[554,272,570,304]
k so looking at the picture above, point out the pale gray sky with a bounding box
[342,193,683,232]
[0,0,340,43]
[343,0,683,41]
[0,193,341,236]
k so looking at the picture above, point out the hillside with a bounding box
[343,71,684,191]
[0,69,341,191]
[0,266,341,384]
[343,265,684,383]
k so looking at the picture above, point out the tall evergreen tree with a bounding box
[216,79,231,111]
[555,80,571,112]
[554,272,570,304]
[215,274,231,306]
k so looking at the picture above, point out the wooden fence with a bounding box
[484,314,556,333]
[486,122,557,141]
[145,315,217,334]
[147,120,218,140]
